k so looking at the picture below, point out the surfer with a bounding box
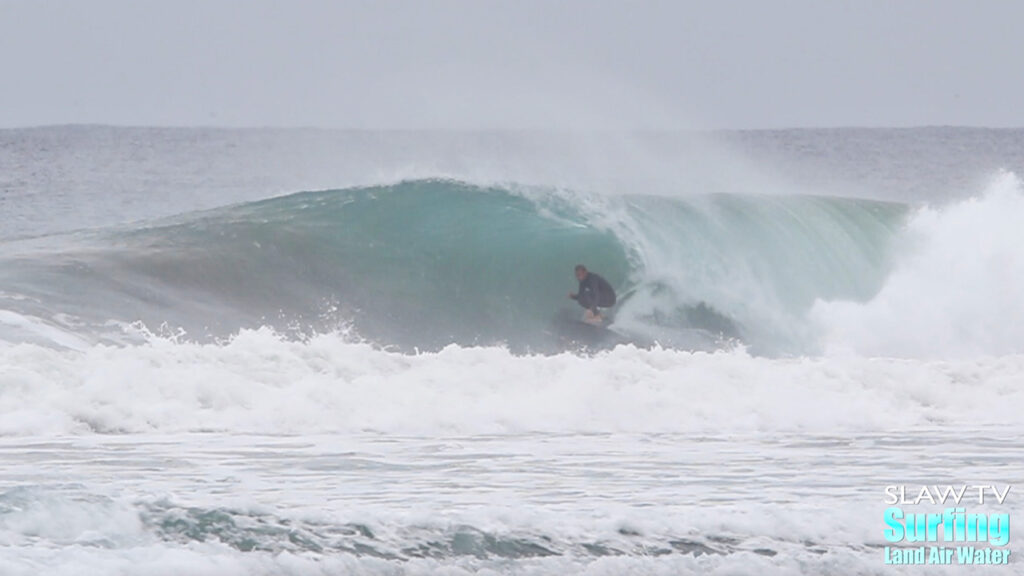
[569,264,616,324]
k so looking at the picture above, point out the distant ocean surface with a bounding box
[1,127,1022,575]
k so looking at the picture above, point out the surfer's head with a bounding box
[574,264,587,281]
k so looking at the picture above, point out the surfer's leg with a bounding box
[577,294,595,311]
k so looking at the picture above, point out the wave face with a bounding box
[0,180,905,353]
[0,179,907,354]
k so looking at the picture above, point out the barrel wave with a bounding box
[0,179,907,354]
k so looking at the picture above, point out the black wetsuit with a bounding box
[574,272,616,314]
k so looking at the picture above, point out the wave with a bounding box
[0,487,787,561]
[0,478,904,575]
[0,483,883,575]
[0,179,907,354]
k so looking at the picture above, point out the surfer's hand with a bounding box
[569,292,577,299]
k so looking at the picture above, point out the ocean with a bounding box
[1,126,1022,574]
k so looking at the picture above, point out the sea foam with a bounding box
[1,328,1020,437]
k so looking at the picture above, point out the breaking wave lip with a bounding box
[0,178,908,356]
[812,170,1024,358]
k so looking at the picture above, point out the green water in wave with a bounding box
[115,180,631,350]
[0,179,907,353]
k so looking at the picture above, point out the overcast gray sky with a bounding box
[1,0,1022,129]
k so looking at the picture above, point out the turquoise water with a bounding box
[0,179,906,354]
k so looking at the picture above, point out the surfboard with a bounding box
[550,308,630,349]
